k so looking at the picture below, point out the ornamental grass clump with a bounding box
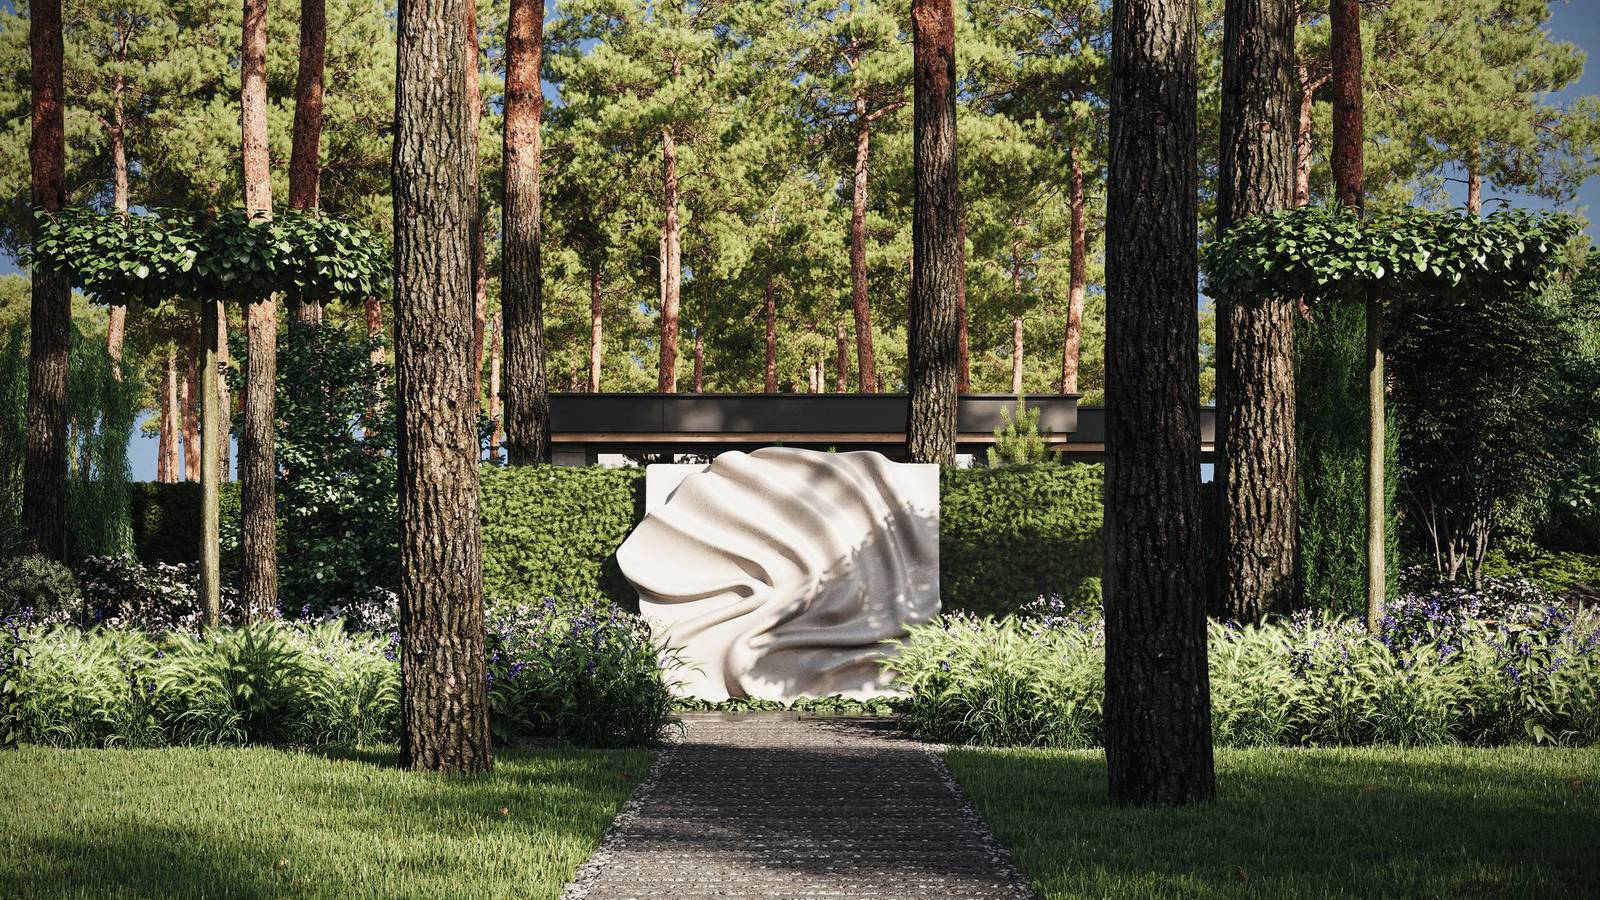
[890,583,1600,749]
[484,599,680,748]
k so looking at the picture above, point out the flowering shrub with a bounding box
[485,600,679,748]
[73,555,246,631]
[890,587,1600,748]
[0,600,677,750]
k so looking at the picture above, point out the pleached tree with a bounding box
[393,0,492,773]
[21,0,69,560]
[502,0,549,464]
[905,0,960,464]
[1102,0,1215,806]
[1216,0,1298,622]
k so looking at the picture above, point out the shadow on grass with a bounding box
[0,745,654,900]
[945,746,1600,899]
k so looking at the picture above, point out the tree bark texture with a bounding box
[1063,144,1087,394]
[161,353,179,483]
[1294,63,1327,208]
[183,322,201,482]
[659,125,682,393]
[107,81,129,377]
[1011,317,1024,395]
[240,0,279,619]
[393,0,492,774]
[1466,145,1482,215]
[957,214,970,392]
[23,0,69,560]
[1103,0,1215,807]
[1330,0,1364,212]
[289,0,327,325]
[217,305,231,480]
[502,0,550,462]
[849,95,878,393]
[200,301,222,626]
[763,276,777,393]
[1216,0,1298,622]
[488,312,502,460]
[589,264,604,392]
[835,322,849,392]
[907,0,961,465]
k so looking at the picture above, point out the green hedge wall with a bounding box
[480,465,645,607]
[131,463,1107,616]
[129,481,240,567]
[939,464,1104,616]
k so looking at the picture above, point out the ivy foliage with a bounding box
[24,208,389,306]
[1204,205,1578,304]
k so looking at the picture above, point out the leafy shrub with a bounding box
[890,587,1600,748]
[0,555,81,623]
[480,467,645,607]
[939,465,1102,616]
[73,554,242,631]
[485,600,678,748]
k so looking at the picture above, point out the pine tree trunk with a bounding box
[957,213,970,392]
[1330,0,1384,630]
[107,82,129,379]
[393,0,492,774]
[488,312,502,461]
[289,0,326,325]
[763,276,777,393]
[849,94,878,393]
[1294,63,1323,208]
[240,0,279,621]
[1466,145,1482,215]
[216,305,231,480]
[1216,0,1298,623]
[1104,0,1215,808]
[466,7,486,409]
[503,0,550,460]
[907,0,961,464]
[692,333,705,393]
[659,124,682,393]
[364,295,384,431]
[1063,144,1087,394]
[183,322,201,482]
[1011,317,1024,395]
[167,351,183,482]
[589,264,604,392]
[22,0,69,560]
[835,322,849,392]
[158,355,175,483]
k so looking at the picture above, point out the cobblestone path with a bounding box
[561,713,1036,900]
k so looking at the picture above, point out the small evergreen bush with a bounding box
[0,555,82,623]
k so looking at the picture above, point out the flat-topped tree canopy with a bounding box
[1204,205,1578,304]
[24,207,389,306]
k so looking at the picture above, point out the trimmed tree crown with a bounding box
[24,207,389,306]
[1203,204,1578,304]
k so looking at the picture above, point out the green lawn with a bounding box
[947,745,1600,899]
[0,745,654,899]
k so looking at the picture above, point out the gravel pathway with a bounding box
[561,713,1036,900]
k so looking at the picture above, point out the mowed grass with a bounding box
[0,745,654,899]
[946,745,1600,899]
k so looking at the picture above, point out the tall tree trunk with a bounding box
[240,0,279,619]
[168,352,184,482]
[907,0,960,465]
[393,0,492,774]
[1063,144,1088,394]
[1011,317,1025,395]
[1217,0,1298,623]
[849,94,878,392]
[22,0,69,560]
[364,295,384,431]
[216,306,231,480]
[107,79,129,378]
[1104,0,1214,808]
[488,312,502,461]
[183,322,201,482]
[1294,63,1324,207]
[692,332,705,392]
[289,0,326,325]
[1330,0,1383,631]
[502,0,549,460]
[659,124,682,392]
[763,276,777,393]
[957,213,969,392]
[1466,145,1482,215]
[159,354,177,483]
[200,300,222,624]
[589,263,604,392]
[836,322,849,392]
[466,4,486,409]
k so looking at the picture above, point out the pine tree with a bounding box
[501,0,548,462]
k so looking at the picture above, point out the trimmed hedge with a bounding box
[480,465,645,608]
[129,482,240,567]
[131,463,1108,616]
[940,464,1103,616]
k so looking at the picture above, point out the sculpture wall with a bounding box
[617,447,940,701]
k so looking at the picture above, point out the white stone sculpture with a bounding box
[617,447,940,702]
